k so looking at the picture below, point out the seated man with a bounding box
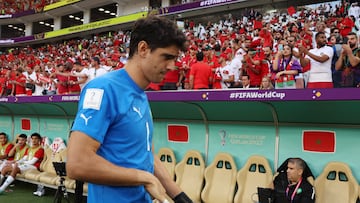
[0,133,28,174]
[0,133,44,194]
[273,158,315,203]
[0,132,14,164]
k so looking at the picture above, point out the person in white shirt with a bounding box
[66,61,90,91]
[299,31,334,88]
[22,65,43,96]
[88,56,108,81]
[230,39,246,87]
[217,54,234,89]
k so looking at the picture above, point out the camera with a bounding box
[53,162,66,177]
[342,37,348,44]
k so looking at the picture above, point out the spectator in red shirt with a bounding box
[338,16,355,37]
[160,60,181,90]
[189,52,213,89]
[10,67,26,96]
[242,50,264,87]
[64,62,81,94]
[0,68,7,96]
[52,64,69,95]
[180,45,197,89]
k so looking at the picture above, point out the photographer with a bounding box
[334,32,360,87]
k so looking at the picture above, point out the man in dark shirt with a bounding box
[274,158,315,203]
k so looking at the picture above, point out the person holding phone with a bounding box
[272,44,302,89]
[335,32,360,87]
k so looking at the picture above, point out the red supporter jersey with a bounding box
[181,55,197,83]
[0,77,6,91]
[162,62,181,84]
[56,74,69,94]
[246,54,263,87]
[15,75,26,95]
[68,75,81,92]
[190,62,212,89]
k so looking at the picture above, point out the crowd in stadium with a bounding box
[0,0,59,14]
[0,0,359,96]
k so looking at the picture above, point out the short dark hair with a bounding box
[347,32,358,39]
[92,56,100,64]
[128,15,186,59]
[31,132,41,140]
[214,44,221,52]
[315,31,325,39]
[0,132,7,139]
[18,133,27,139]
[241,74,250,79]
[196,51,204,61]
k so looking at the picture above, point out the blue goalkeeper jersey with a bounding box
[72,69,154,203]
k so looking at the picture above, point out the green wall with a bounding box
[154,120,360,182]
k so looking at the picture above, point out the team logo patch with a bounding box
[83,88,104,110]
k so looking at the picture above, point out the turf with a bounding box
[0,180,87,203]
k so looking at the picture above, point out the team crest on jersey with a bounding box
[83,88,104,110]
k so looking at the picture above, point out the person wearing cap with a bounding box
[203,44,220,72]
[67,16,193,203]
[88,56,108,81]
[0,133,44,194]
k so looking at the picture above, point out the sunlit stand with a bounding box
[53,162,70,203]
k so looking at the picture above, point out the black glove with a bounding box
[173,192,193,203]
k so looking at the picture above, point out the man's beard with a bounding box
[350,43,357,49]
[318,41,326,48]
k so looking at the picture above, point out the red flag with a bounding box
[167,124,189,142]
[287,6,296,16]
[303,131,335,153]
[21,118,31,130]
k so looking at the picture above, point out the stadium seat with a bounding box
[158,147,177,180]
[22,137,52,179]
[24,147,52,181]
[33,138,67,185]
[201,152,237,203]
[233,155,273,203]
[38,148,67,185]
[175,150,205,203]
[314,161,358,203]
